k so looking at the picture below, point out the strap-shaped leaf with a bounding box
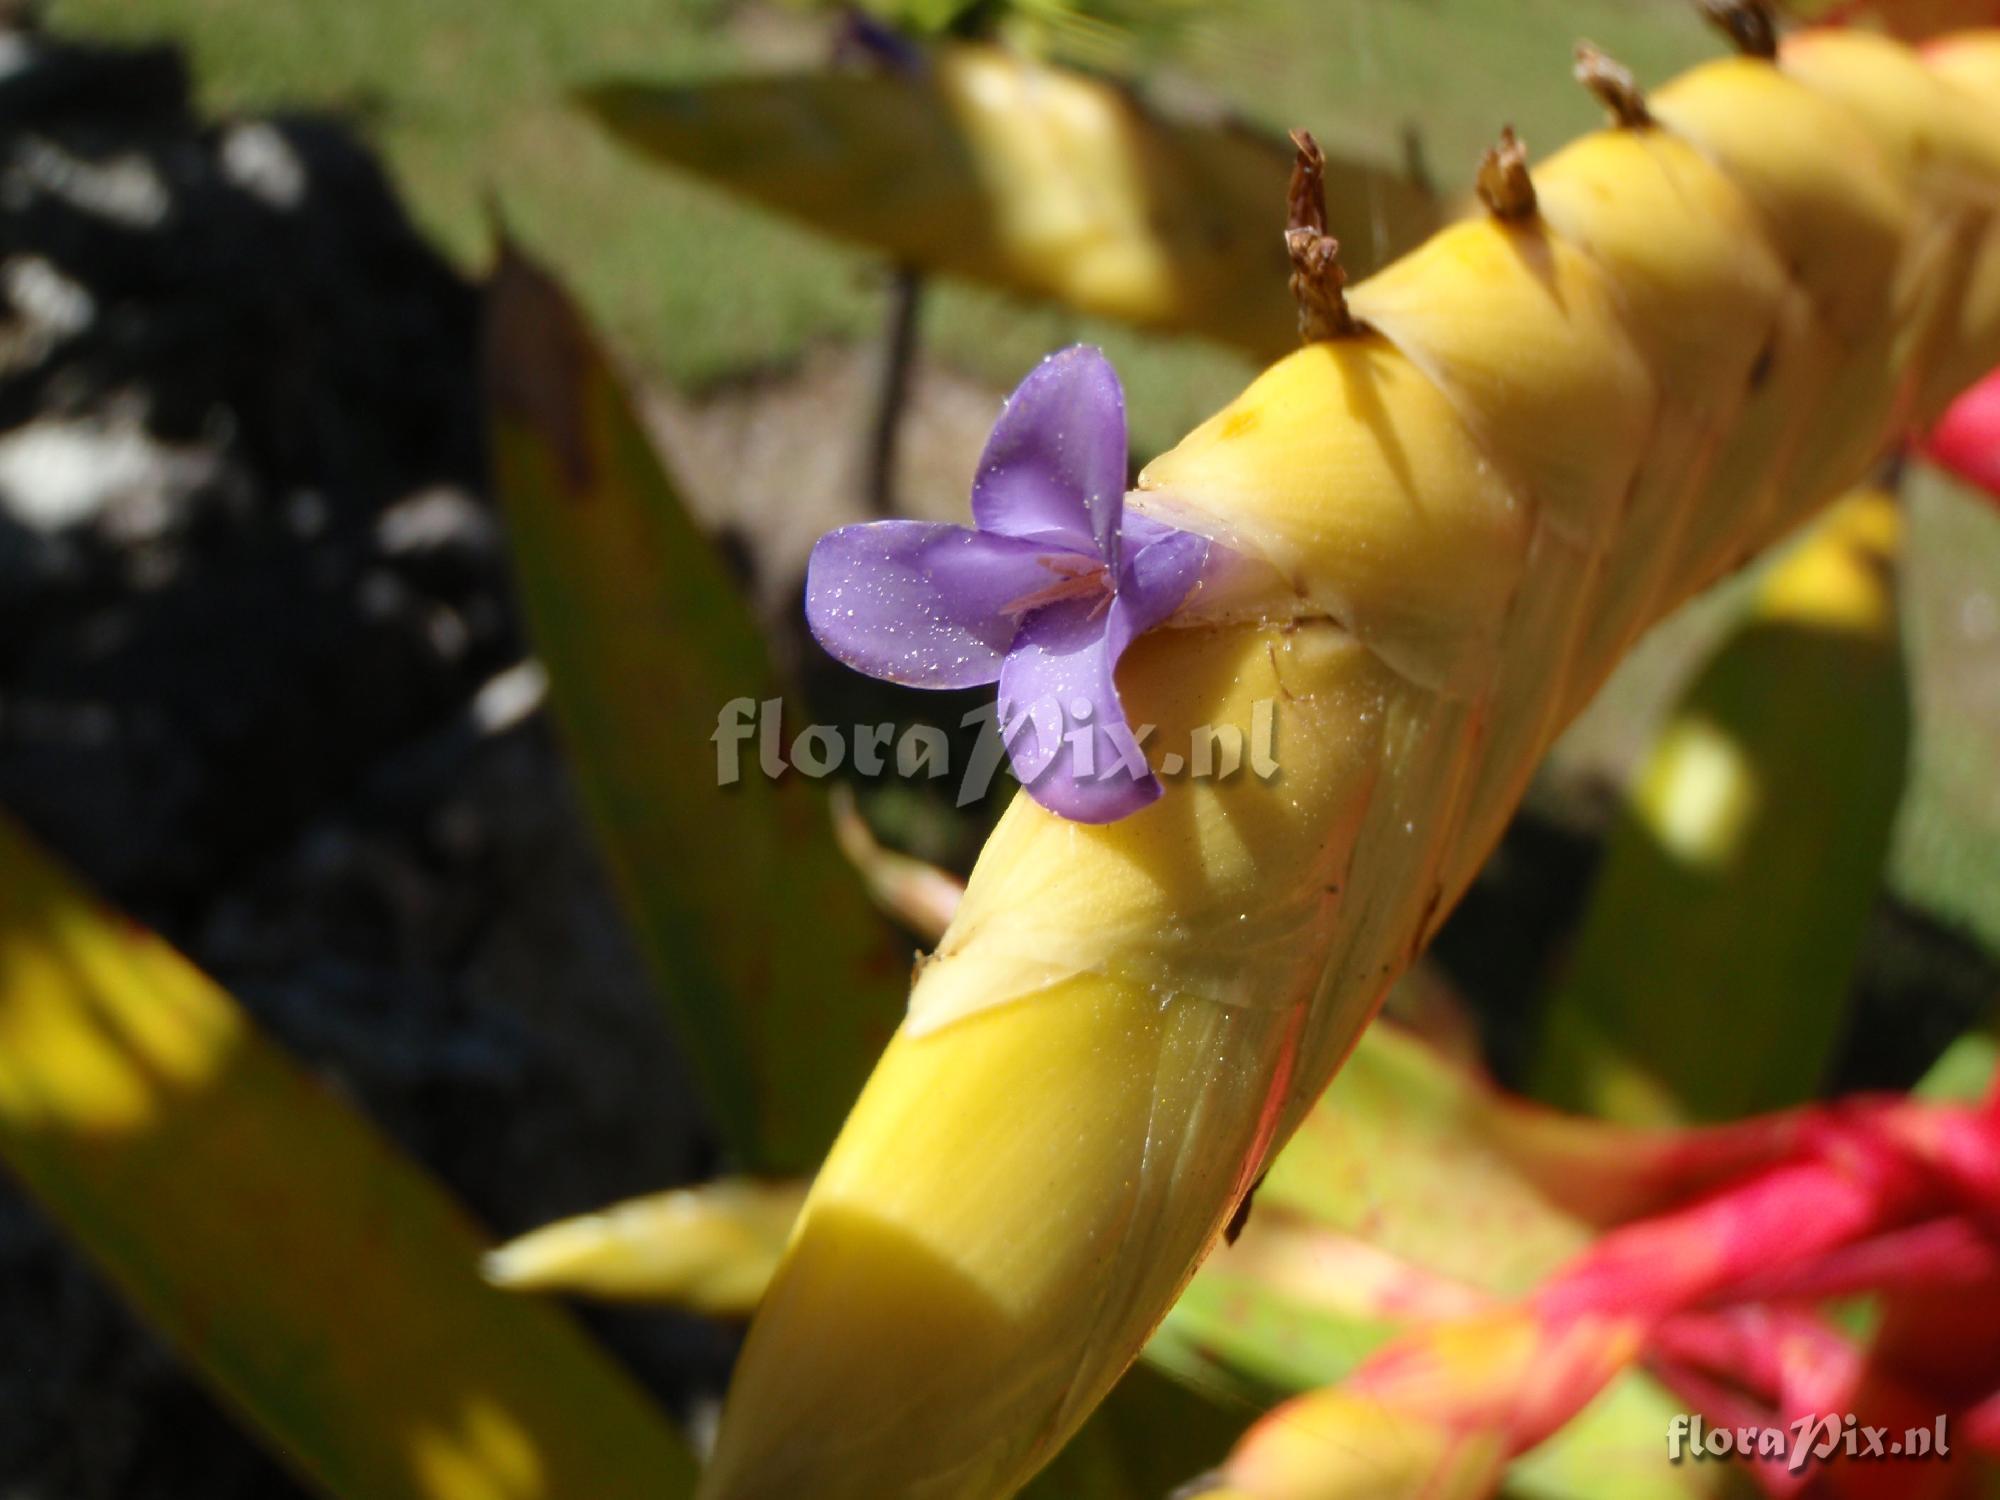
[1532,491,1911,1123]
[581,42,1435,356]
[485,241,905,1172]
[0,811,696,1500]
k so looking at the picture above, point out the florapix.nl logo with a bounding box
[712,694,1280,807]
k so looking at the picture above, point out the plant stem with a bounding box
[866,264,923,517]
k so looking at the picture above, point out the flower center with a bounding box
[999,553,1113,620]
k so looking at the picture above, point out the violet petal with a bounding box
[996,595,1159,824]
[1119,529,1211,635]
[1120,510,1182,553]
[805,521,1052,688]
[971,346,1128,567]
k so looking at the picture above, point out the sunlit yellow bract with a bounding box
[485,1180,806,1315]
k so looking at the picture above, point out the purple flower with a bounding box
[805,346,1212,823]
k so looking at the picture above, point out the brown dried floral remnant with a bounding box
[1575,42,1651,129]
[1285,128,1357,343]
[1477,126,1536,220]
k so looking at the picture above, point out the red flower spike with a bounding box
[1201,1085,2000,1500]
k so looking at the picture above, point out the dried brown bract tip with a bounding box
[1476,125,1536,220]
[1575,41,1651,128]
[1698,0,1778,60]
[1285,128,1357,342]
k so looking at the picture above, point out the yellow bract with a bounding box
[1138,342,1525,695]
[912,621,1387,1031]
[484,1181,807,1315]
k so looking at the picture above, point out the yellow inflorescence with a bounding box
[701,30,2000,1500]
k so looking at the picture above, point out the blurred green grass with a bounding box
[49,0,2000,954]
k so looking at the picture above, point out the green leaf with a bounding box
[1257,1021,1599,1295]
[1506,1371,1750,1500]
[0,811,696,1500]
[484,240,904,1173]
[1532,492,1912,1124]
[1148,1021,1598,1407]
[1150,1016,1808,1403]
[1023,1363,1248,1500]
[1145,1232,1406,1404]
[1914,1029,1999,1103]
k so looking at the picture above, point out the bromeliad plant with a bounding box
[489,486,1998,1500]
[692,23,2000,1500]
[492,475,1999,1495]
